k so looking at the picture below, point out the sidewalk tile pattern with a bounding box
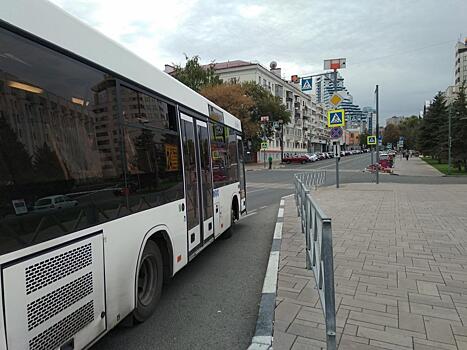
[273,183,467,350]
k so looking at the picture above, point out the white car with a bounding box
[305,153,318,162]
[33,195,78,211]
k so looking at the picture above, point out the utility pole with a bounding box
[448,104,452,175]
[375,85,379,184]
[334,69,339,188]
[280,121,284,162]
[369,112,374,166]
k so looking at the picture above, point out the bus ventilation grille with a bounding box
[28,300,94,350]
[27,272,93,330]
[25,243,92,294]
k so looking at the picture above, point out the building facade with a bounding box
[315,72,363,124]
[455,39,467,86]
[201,60,330,161]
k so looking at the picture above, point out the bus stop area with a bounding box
[273,183,467,350]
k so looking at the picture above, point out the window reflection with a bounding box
[0,27,182,255]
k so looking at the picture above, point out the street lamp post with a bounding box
[448,104,452,175]
[375,85,379,185]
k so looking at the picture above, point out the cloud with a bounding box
[49,0,467,120]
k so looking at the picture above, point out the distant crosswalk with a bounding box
[247,182,294,193]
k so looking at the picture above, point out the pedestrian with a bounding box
[405,152,409,161]
[268,155,273,169]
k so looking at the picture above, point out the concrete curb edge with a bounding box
[247,194,293,350]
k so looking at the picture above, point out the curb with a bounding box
[247,196,287,350]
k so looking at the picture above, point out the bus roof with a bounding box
[0,0,242,132]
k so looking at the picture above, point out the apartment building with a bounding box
[206,60,329,161]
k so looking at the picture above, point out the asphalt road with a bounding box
[93,177,291,350]
[93,153,467,350]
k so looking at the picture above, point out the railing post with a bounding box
[305,195,311,269]
[322,220,336,350]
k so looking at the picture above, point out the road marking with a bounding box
[259,205,268,210]
[247,188,268,194]
[277,208,284,218]
[262,251,279,294]
[280,199,285,206]
[274,222,283,239]
[241,211,257,220]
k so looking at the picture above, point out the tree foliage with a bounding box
[0,116,34,185]
[382,123,400,147]
[399,115,421,150]
[33,143,67,182]
[451,82,467,169]
[171,55,222,92]
[200,83,256,139]
[418,92,448,159]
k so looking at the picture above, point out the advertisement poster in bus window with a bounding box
[165,144,179,171]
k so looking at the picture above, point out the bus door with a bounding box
[237,135,247,213]
[196,120,214,242]
[180,113,214,257]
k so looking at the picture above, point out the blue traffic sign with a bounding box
[330,127,343,139]
[301,77,312,91]
[327,109,345,127]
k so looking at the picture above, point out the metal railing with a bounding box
[294,173,336,350]
[295,170,326,190]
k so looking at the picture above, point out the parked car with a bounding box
[305,153,318,162]
[33,195,78,211]
[283,154,309,164]
[327,152,334,158]
[316,152,327,160]
[340,151,346,157]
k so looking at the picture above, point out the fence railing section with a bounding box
[295,170,326,190]
[294,173,336,350]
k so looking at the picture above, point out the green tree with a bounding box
[382,123,400,148]
[399,115,421,150]
[0,116,34,185]
[33,143,67,182]
[200,83,256,140]
[451,81,467,171]
[418,92,448,160]
[171,55,222,92]
[359,132,369,147]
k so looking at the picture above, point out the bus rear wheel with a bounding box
[133,240,163,323]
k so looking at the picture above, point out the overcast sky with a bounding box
[50,0,466,121]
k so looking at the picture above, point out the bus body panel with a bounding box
[213,182,240,238]
[3,235,106,350]
[0,278,5,350]
[102,199,186,330]
[0,0,241,133]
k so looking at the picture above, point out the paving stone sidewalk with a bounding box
[393,156,443,177]
[274,183,467,350]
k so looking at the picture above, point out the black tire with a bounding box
[286,160,291,164]
[133,240,163,323]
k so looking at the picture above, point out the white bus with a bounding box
[0,1,247,349]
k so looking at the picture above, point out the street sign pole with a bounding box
[334,69,339,189]
[375,85,379,185]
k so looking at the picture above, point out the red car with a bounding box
[282,154,309,164]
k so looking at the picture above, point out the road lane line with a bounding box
[248,197,286,350]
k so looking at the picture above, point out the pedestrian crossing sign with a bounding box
[367,135,377,145]
[301,77,312,91]
[327,109,345,127]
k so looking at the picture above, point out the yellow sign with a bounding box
[367,136,377,145]
[329,93,342,107]
[327,109,345,127]
[165,144,179,171]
